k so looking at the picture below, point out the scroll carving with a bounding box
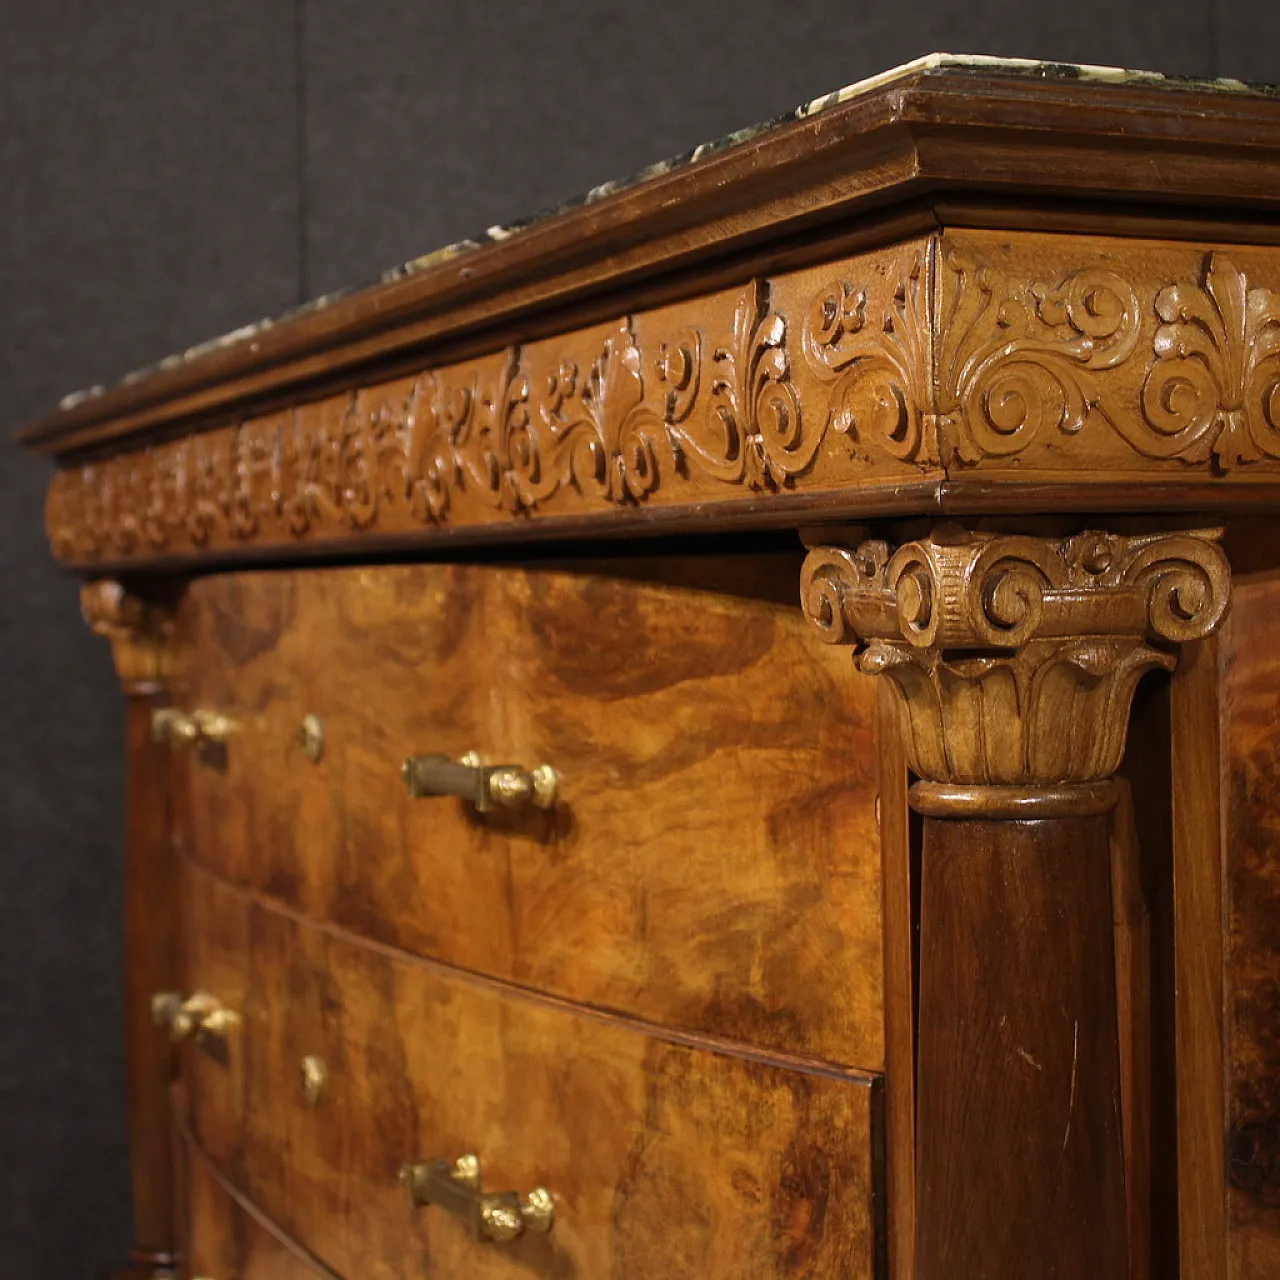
[934,247,1142,463]
[800,527,1229,786]
[683,280,811,487]
[934,247,1280,472]
[51,273,910,565]
[41,236,1280,572]
[802,262,930,461]
[80,580,175,691]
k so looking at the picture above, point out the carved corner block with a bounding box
[932,241,1280,473]
[80,580,176,694]
[801,525,1230,807]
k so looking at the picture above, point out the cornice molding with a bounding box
[26,61,1280,462]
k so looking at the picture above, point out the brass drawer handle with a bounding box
[400,1154,554,1243]
[151,990,240,1042]
[151,707,239,747]
[401,751,557,812]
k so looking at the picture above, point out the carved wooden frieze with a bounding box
[43,231,1280,568]
[46,244,938,565]
[800,526,1230,787]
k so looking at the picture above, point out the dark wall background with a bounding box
[1,2,1276,1275]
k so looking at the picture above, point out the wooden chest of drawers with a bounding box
[21,54,1280,1280]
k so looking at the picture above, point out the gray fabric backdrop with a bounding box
[1,2,1274,1273]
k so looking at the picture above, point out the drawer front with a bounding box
[182,1114,335,1280]
[179,553,884,1069]
[182,865,251,1175]
[183,865,882,1279]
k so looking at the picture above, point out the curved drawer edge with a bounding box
[173,1086,344,1280]
[182,851,883,1084]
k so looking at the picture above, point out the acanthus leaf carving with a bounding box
[406,374,470,523]
[52,272,892,565]
[465,349,530,512]
[1137,251,1280,469]
[673,279,810,489]
[187,432,230,547]
[518,322,673,506]
[928,246,1280,473]
[49,239,1280,572]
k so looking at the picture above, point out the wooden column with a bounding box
[801,526,1230,1280]
[82,581,181,1280]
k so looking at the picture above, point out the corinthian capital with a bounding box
[81,580,175,692]
[801,526,1229,787]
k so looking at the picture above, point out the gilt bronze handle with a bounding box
[151,990,239,1042]
[401,751,558,812]
[151,707,239,747]
[399,1153,554,1243]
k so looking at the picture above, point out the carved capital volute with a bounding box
[801,525,1229,796]
[80,580,175,693]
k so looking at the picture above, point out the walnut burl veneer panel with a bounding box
[182,1122,333,1280]
[1223,573,1280,1278]
[177,553,884,1071]
[44,229,1280,572]
[181,863,881,1280]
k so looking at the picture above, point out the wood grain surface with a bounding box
[875,681,915,1280]
[180,1098,336,1280]
[913,815,1129,1280]
[1172,634,1231,1279]
[177,552,886,1071]
[182,863,252,1178]
[1115,676,1179,1280]
[180,859,882,1279]
[1222,575,1280,1279]
[80,583,183,1275]
[1110,782,1153,1280]
[121,694,181,1274]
